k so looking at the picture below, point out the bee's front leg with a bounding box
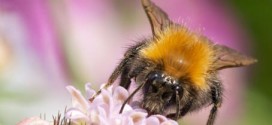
[207,83,222,125]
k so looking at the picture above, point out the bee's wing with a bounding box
[212,45,257,70]
[141,0,173,37]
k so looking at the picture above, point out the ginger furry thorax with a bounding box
[140,26,214,89]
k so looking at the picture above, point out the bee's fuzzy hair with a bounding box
[140,26,214,89]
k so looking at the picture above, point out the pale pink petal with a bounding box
[111,103,122,115]
[66,86,89,112]
[112,117,122,125]
[85,83,96,99]
[98,115,109,125]
[121,104,134,114]
[113,86,129,103]
[65,108,88,119]
[132,108,147,113]
[65,108,89,123]
[129,111,147,124]
[101,89,113,106]
[110,103,133,118]
[91,94,105,107]
[123,117,134,125]
[161,120,179,125]
[17,117,50,125]
[90,110,99,124]
[146,116,160,125]
[152,115,168,123]
[97,106,107,119]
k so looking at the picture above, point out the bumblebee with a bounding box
[90,0,257,125]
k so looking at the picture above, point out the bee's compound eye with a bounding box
[147,72,160,81]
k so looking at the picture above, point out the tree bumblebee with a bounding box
[90,0,257,125]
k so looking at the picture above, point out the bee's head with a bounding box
[142,71,183,114]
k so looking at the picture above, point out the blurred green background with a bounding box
[230,0,272,125]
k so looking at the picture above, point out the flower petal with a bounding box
[98,115,109,125]
[85,83,96,99]
[113,117,122,125]
[101,89,112,106]
[17,117,50,125]
[90,109,99,124]
[161,120,179,125]
[146,116,160,125]
[152,115,168,123]
[66,108,89,121]
[129,111,147,124]
[122,117,134,125]
[66,86,89,112]
[97,106,107,119]
[113,86,129,103]
[66,111,89,124]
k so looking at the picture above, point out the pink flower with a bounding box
[65,83,178,125]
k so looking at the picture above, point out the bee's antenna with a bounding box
[175,89,181,120]
[119,82,146,113]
